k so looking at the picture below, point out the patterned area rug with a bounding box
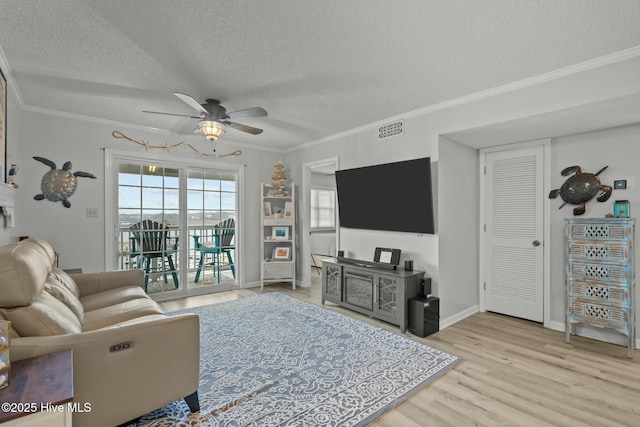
[137,293,459,426]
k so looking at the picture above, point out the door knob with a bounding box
[532,240,541,247]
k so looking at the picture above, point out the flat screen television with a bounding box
[335,157,435,234]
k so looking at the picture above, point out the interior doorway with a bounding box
[302,157,339,288]
[480,140,550,324]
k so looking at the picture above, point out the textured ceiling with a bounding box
[1,0,640,150]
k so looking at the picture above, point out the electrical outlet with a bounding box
[86,208,99,218]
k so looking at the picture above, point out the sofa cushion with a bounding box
[50,267,80,296]
[25,238,57,266]
[44,280,84,322]
[82,298,165,331]
[0,292,82,336]
[0,241,52,307]
[80,286,148,312]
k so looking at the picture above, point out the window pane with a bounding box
[164,189,179,209]
[221,193,236,210]
[311,189,335,228]
[187,170,204,189]
[164,168,179,188]
[204,192,221,210]
[142,170,163,187]
[142,188,163,209]
[119,186,140,209]
[187,190,203,209]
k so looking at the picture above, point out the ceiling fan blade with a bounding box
[143,110,201,119]
[226,107,268,120]
[173,92,208,116]
[225,121,263,135]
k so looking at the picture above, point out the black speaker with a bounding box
[408,296,439,338]
[337,250,345,257]
[404,260,413,271]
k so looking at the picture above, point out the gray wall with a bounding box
[438,137,479,322]
[549,123,640,344]
[3,51,640,333]
[11,109,280,283]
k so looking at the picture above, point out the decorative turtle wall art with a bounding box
[33,157,97,208]
[549,165,612,215]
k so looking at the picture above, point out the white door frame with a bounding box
[478,139,551,326]
[104,149,245,300]
[301,157,340,288]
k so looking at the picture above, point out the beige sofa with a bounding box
[0,238,200,427]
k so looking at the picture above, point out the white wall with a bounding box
[286,53,640,324]
[438,137,479,321]
[284,121,440,297]
[13,110,280,282]
[5,49,640,333]
[549,123,640,344]
[0,89,21,246]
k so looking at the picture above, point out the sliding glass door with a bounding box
[106,150,242,298]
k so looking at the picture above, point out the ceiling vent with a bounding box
[378,120,404,139]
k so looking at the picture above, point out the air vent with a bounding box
[378,120,404,139]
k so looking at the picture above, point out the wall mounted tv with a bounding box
[335,157,435,234]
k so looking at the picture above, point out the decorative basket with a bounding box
[0,320,10,389]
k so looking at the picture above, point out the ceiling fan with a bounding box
[144,92,267,141]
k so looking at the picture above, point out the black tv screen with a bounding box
[335,157,435,234]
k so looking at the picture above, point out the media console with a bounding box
[321,258,428,333]
[336,255,398,270]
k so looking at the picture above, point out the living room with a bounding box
[1,2,640,426]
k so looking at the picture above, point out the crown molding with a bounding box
[287,45,640,153]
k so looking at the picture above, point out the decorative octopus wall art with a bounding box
[549,165,612,215]
[33,157,97,208]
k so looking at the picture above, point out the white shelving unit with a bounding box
[261,182,296,290]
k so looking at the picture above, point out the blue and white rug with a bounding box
[137,292,459,426]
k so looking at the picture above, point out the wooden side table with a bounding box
[0,350,73,426]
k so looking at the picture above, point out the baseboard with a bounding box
[440,304,479,330]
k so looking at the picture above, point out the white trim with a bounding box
[440,305,479,330]
[301,157,340,289]
[104,148,245,297]
[478,139,551,326]
[286,46,640,153]
[2,41,639,154]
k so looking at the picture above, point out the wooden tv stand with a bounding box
[321,259,427,333]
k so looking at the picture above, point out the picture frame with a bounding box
[284,201,293,217]
[273,246,290,260]
[272,226,289,240]
[263,201,272,217]
[0,66,6,184]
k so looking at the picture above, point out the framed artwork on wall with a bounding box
[0,67,6,184]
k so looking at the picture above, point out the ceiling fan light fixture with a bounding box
[198,120,226,141]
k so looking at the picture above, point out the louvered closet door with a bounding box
[485,146,543,322]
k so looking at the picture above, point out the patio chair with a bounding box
[129,220,179,292]
[193,218,236,283]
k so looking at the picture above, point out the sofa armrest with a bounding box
[72,269,144,297]
[11,313,200,427]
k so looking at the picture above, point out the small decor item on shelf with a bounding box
[548,165,612,215]
[0,320,10,389]
[273,246,290,260]
[7,164,18,188]
[270,161,288,197]
[32,156,97,208]
[614,200,630,218]
[284,201,293,217]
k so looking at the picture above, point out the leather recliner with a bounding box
[0,238,200,427]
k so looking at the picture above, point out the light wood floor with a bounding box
[160,279,640,427]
